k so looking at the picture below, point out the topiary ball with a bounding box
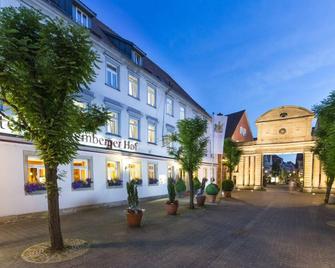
[193,177,201,191]
[175,179,186,193]
[222,180,234,192]
[205,183,219,195]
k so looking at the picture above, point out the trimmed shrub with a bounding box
[205,183,219,195]
[175,179,186,193]
[222,180,234,192]
[193,177,201,191]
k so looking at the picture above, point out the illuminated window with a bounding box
[72,158,92,190]
[148,163,158,185]
[107,160,122,187]
[166,97,174,116]
[128,74,139,98]
[106,111,120,135]
[147,85,156,107]
[106,64,118,89]
[147,122,156,144]
[24,156,46,194]
[167,165,175,179]
[129,117,139,140]
[129,162,142,185]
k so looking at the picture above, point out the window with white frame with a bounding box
[72,158,92,190]
[106,160,122,187]
[147,85,156,107]
[128,74,139,98]
[75,7,89,27]
[166,97,174,116]
[106,111,120,135]
[129,161,142,185]
[106,64,118,89]
[148,163,158,185]
[240,126,247,137]
[164,125,175,147]
[24,156,46,194]
[147,122,156,144]
[179,105,186,120]
[132,51,142,65]
[129,117,139,140]
[167,165,175,179]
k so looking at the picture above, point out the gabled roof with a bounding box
[224,110,245,138]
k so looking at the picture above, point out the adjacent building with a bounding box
[0,0,218,217]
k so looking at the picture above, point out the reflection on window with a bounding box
[129,162,142,185]
[148,163,158,185]
[72,159,92,190]
[107,161,122,187]
[107,111,119,135]
[25,156,46,194]
[129,118,139,140]
[128,75,139,98]
[106,64,118,88]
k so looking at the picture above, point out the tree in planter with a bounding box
[0,7,109,250]
[223,138,242,181]
[313,91,335,204]
[168,118,208,209]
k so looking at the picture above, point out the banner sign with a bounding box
[213,114,227,155]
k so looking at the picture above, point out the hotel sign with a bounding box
[80,134,138,152]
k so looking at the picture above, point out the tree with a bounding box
[168,117,208,209]
[0,7,109,250]
[223,138,242,180]
[313,91,335,204]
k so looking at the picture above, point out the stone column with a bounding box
[237,156,245,188]
[254,154,262,190]
[312,155,321,189]
[250,155,255,186]
[245,156,250,186]
[303,152,313,192]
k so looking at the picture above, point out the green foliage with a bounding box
[313,91,335,203]
[0,7,110,168]
[197,178,208,196]
[223,138,242,180]
[127,180,139,210]
[222,180,234,192]
[205,183,219,195]
[193,177,201,191]
[167,178,176,203]
[175,178,186,193]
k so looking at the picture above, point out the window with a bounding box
[133,51,142,65]
[166,97,174,116]
[164,125,175,147]
[167,165,175,179]
[179,105,185,120]
[106,111,120,136]
[72,158,92,190]
[240,126,247,137]
[75,7,89,27]
[148,163,158,185]
[129,118,139,140]
[129,162,142,185]
[128,74,139,98]
[107,160,122,187]
[204,168,208,179]
[24,156,46,194]
[147,123,156,144]
[106,64,118,89]
[147,85,156,107]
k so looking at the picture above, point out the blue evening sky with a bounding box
[83,0,335,135]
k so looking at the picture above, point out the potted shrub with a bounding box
[196,178,208,207]
[126,180,144,227]
[193,177,201,192]
[166,178,178,215]
[175,178,186,198]
[222,179,234,198]
[205,180,219,203]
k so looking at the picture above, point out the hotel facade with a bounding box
[0,0,219,217]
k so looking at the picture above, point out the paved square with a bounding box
[1,187,335,268]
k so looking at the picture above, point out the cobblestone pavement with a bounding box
[1,187,335,268]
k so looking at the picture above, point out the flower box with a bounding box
[72,178,93,190]
[107,179,123,187]
[133,179,143,186]
[149,178,159,185]
[24,183,46,194]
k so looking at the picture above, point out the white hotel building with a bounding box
[0,0,219,217]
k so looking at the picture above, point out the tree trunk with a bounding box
[45,164,64,251]
[324,176,334,204]
[188,171,194,209]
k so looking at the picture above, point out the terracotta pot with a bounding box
[165,201,178,215]
[224,191,232,198]
[127,210,143,227]
[196,195,206,207]
[208,194,217,203]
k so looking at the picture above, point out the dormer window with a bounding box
[132,51,142,65]
[75,7,89,28]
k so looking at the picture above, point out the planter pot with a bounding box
[208,194,217,203]
[224,191,232,198]
[127,210,143,227]
[165,201,178,215]
[196,195,206,207]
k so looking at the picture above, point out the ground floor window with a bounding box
[72,158,93,190]
[148,163,158,185]
[25,156,46,194]
[107,160,122,187]
[168,165,175,180]
[129,162,142,185]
